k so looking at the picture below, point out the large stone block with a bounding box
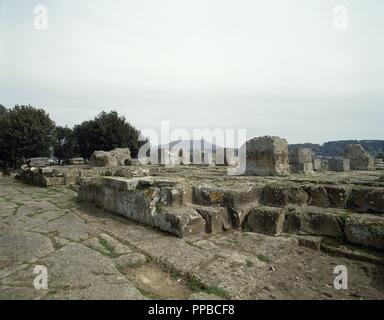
[241,136,289,176]
[78,176,205,237]
[347,187,384,213]
[90,148,131,167]
[344,217,384,250]
[289,148,314,174]
[69,158,84,165]
[195,206,231,234]
[262,184,308,207]
[284,207,344,238]
[28,157,49,167]
[328,158,350,172]
[312,158,322,171]
[344,144,375,171]
[243,206,286,236]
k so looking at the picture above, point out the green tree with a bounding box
[0,104,7,118]
[74,111,146,158]
[53,126,77,164]
[0,105,55,167]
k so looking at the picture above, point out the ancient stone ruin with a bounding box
[289,148,314,174]
[328,158,350,172]
[90,148,131,167]
[312,158,322,172]
[344,144,375,171]
[27,157,49,167]
[8,134,384,300]
[69,157,85,165]
[242,136,289,176]
[77,167,384,252]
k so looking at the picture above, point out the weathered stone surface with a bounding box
[262,184,308,207]
[79,177,205,237]
[304,185,330,207]
[114,253,147,268]
[324,185,350,208]
[347,187,384,214]
[40,176,65,187]
[156,207,206,238]
[192,184,263,207]
[31,213,96,241]
[90,148,131,167]
[243,206,286,236]
[27,157,49,167]
[241,136,289,176]
[344,216,384,250]
[312,158,322,171]
[2,243,145,300]
[188,292,225,300]
[328,158,350,172]
[284,207,344,238]
[297,236,322,251]
[195,206,231,234]
[0,229,54,262]
[344,144,375,171]
[289,148,314,174]
[136,238,214,274]
[39,167,54,175]
[69,157,84,165]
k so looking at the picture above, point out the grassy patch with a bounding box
[98,238,120,258]
[186,278,228,299]
[170,270,183,280]
[256,254,271,263]
[136,286,161,299]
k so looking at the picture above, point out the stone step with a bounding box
[262,183,384,214]
[193,182,384,214]
[241,205,384,251]
[78,176,205,238]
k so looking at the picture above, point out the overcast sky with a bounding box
[0,0,383,144]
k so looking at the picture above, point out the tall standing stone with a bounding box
[344,144,374,171]
[289,148,314,174]
[241,136,289,176]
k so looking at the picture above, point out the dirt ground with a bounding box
[0,176,383,300]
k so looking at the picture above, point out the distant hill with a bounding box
[289,140,384,157]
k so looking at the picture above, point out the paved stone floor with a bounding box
[0,176,383,300]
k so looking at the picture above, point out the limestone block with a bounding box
[344,217,384,250]
[241,136,289,176]
[328,158,350,172]
[243,206,286,236]
[344,144,374,171]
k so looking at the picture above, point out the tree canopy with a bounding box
[0,106,146,167]
[0,105,55,167]
[74,111,145,159]
[53,126,77,164]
